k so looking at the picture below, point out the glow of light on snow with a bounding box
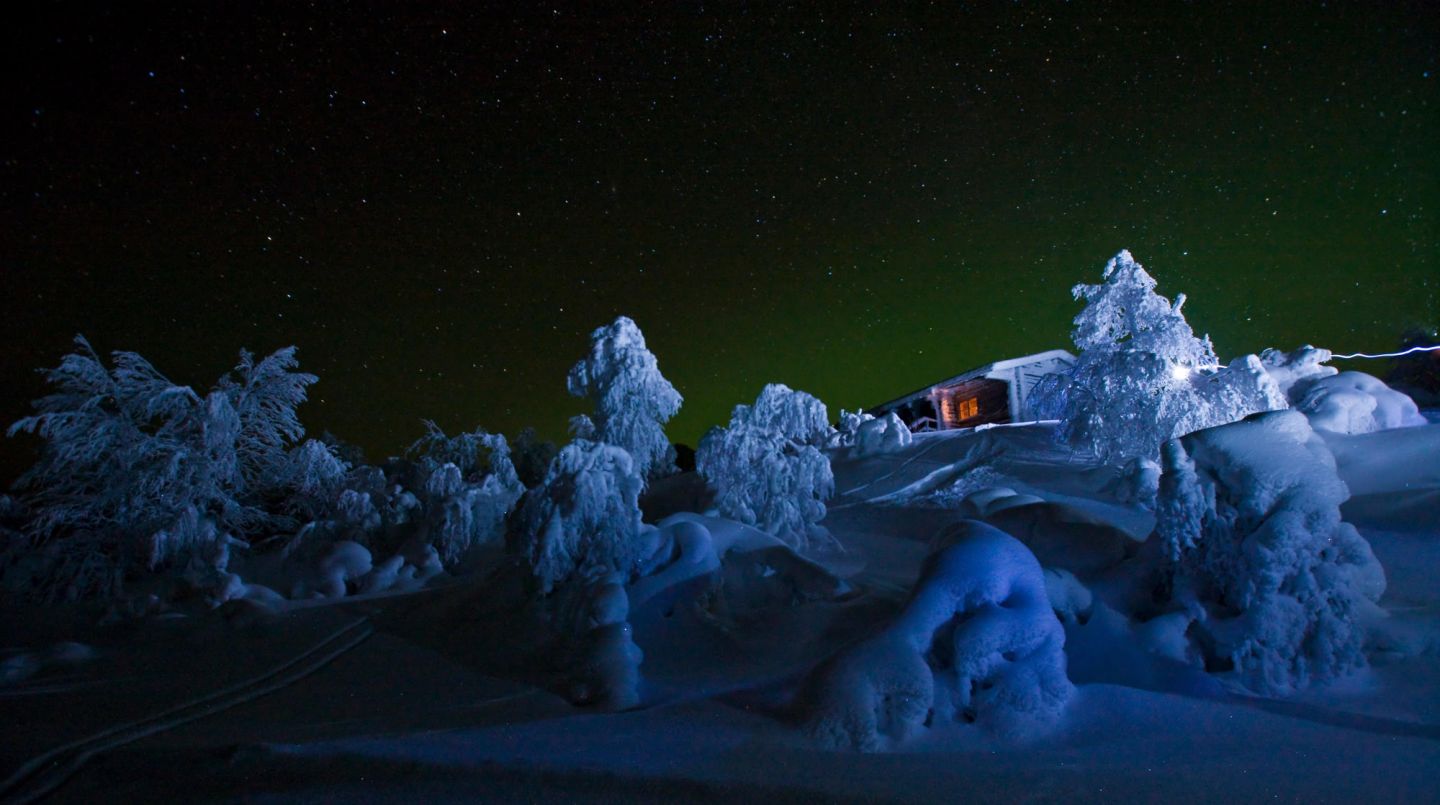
[1329,345,1440,360]
[1170,364,1192,380]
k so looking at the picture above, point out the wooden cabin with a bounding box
[868,350,1076,432]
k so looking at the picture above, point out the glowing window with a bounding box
[957,397,979,419]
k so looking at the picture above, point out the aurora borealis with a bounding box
[3,2,1436,480]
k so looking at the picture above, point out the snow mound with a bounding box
[554,566,643,709]
[1296,371,1427,434]
[630,512,851,625]
[1,641,97,686]
[1260,344,1337,403]
[953,487,1138,576]
[1157,409,1387,694]
[801,520,1072,751]
[1322,424,1440,530]
[852,412,913,457]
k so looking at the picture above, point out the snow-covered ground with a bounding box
[3,423,1438,803]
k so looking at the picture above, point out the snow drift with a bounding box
[802,520,1072,750]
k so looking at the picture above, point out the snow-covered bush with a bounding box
[3,337,316,601]
[802,520,1072,750]
[278,438,349,521]
[405,422,525,565]
[1156,410,1387,694]
[831,409,875,448]
[406,420,521,489]
[1295,372,1427,435]
[696,384,835,549]
[853,411,913,456]
[512,440,645,594]
[420,462,521,565]
[1031,251,1285,463]
[567,316,683,482]
[289,465,421,560]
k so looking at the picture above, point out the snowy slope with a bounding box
[3,425,1438,803]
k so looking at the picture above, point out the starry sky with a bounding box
[3,2,1436,481]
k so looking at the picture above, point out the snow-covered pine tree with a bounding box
[216,346,317,497]
[566,316,682,483]
[697,384,835,549]
[511,439,645,593]
[1033,250,1284,463]
[5,337,321,601]
[405,421,525,565]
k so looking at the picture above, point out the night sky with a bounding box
[3,2,1436,482]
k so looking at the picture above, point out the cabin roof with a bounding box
[868,349,1076,413]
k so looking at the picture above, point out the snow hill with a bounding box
[3,420,1438,803]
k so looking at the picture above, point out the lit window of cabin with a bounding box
[957,397,979,419]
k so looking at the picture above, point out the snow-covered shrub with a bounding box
[3,338,303,601]
[1031,251,1285,463]
[1156,409,1387,694]
[420,461,522,565]
[830,409,875,448]
[406,422,525,565]
[292,466,421,559]
[406,420,521,489]
[802,520,1071,750]
[512,440,645,594]
[802,634,935,752]
[696,384,835,549]
[1295,371,1427,435]
[567,316,683,483]
[278,438,348,521]
[853,411,913,456]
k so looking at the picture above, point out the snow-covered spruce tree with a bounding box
[404,421,524,566]
[4,337,314,601]
[696,384,835,549]
[566,316,682,483]
[511,439,645,594]
[1032,250,1285,463]
[1155,410,1386,694]
[215,346,318,499]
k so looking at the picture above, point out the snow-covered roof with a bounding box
[869,349,1076,413]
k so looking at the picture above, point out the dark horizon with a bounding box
[4,2,1436,485]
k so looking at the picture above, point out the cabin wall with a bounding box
[930,377,1010,429]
